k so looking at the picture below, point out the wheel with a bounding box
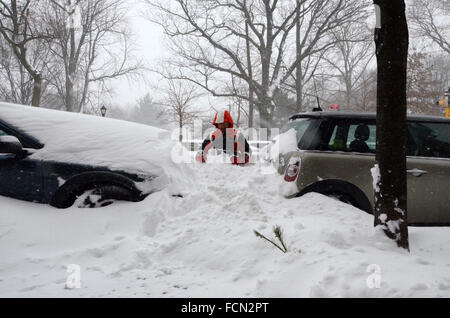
[75,185,136,208]
[326,192,367,212]
[327,192,354,205]
[296,180,373,215]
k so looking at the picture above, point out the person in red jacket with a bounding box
[196,110,251,165]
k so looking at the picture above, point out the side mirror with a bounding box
[0,135,23,155]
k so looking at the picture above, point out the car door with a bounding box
[303,119,377,202]
[0,127,44,203]
[405,121,450,225]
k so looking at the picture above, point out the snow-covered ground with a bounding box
[1,159,449,297]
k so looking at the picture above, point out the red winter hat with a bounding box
[213,110,233,128]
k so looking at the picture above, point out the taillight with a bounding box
[284,158,301,182]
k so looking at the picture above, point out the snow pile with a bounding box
[272,128,298,156]
[1,160,449,297]
[265,127,298,171]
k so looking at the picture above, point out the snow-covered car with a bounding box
[0,102,172,208]
[277,111,450,226]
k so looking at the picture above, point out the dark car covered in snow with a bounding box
[0,102,169,208]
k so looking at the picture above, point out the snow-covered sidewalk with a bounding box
[0,161,449,297]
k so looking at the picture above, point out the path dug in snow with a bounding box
[0,160,449,297]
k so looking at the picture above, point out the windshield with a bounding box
[280,118,311,145]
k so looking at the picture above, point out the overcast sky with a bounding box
[112,2,165,107]
[111,2,222,117]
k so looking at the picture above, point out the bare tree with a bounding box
[0,0,51,106]
[409,0,450,55]
[43,0,142,112]
[373,0,409,250]
[323,22,374,110]
[284,51,329,111]
[158,79,202,141]
[0,35,55,105]
[146,0,367,128]
[0,38,31,103]
[355,68,377,111]
[227,74,250,128]
[429,53,450,99]
[406,49,442,115]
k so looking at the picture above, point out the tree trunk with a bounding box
[373,0,409,250]
[65,73,75,112]
[237,100,241,128]
[244,1,254,129]
[258,92,273,130]
[31,74,42,107]
[345,79,352,109]
[65,28,78,112]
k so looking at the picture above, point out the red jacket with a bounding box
[197,111,250,164]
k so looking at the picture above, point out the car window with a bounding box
[281,119,311,145]
[0,128,7,136]
[347,124,376,151]
[407,122,450,158]
[327,121,376,154]
[325,120,449,158]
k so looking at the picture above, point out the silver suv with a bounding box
[278,111,450,226]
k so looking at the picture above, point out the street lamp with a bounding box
[100,105,107,117]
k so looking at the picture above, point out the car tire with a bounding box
[50,172,143,209]
[76,185,137,208]
[327,192,356,207]
[295,179,373,214]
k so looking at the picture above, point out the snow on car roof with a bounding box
[289,111,450,123]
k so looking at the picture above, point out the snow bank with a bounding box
[1,160,449,297]
[273,128,298,155]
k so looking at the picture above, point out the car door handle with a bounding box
[407,169,427,177]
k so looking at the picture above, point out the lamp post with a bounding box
[100,105,107,117]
